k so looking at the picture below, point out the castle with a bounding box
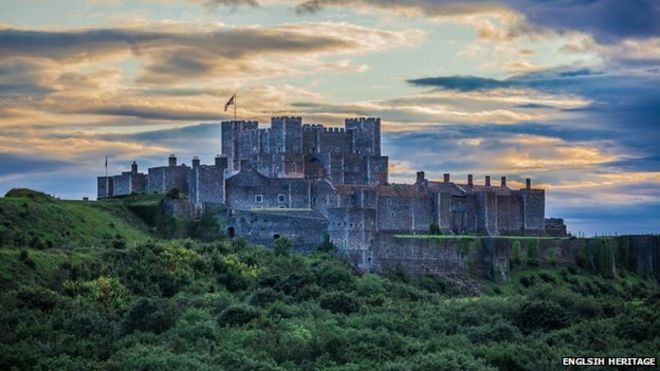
[99,116,565,261]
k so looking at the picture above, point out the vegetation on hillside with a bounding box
[0,190,657,370]
[0,190,152,249]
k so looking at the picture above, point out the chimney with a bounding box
[443,173,450,183]
[215,154,228,169]
[131,161,138,174]
[485,175,491,187]
[168,154,177,167]
[526,178,531,190]
[416,171,425,184]
[192,156,200,168]
[501,176,507,187]
[467,174,473,187]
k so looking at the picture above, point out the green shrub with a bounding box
[319,291,360,314]
[526,239,540,266]
[273,237,292,257]
[515,300,569,333]
[16,286,58,311]
[123,297,179,334]
[19,250,36,269]
[248,288,284,307]
[218,304,260,326]
[318,231,336,253]
[511,240,522,267]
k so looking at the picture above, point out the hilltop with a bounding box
[0,189,155,249]
[0,189,657,370]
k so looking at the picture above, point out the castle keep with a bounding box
[99,116,561,260]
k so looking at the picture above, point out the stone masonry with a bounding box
[98,116,562,253]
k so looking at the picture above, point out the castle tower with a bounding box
[345,117,381,156]
[271,116,303,154]
[221,120,259,171]
[520,178,546,235]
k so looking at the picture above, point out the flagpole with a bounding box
[234,94,237,121]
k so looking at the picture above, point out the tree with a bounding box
[273,237,292,257]
[319,291,360,314]
[123,297,178,334]
[318,231,336,253]
[217,304,260,326]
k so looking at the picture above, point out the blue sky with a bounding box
[0,0,658,235]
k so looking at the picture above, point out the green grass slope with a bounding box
[0,189,152,249]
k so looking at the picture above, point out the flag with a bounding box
[224,93,236,112]
[105,156,108,168]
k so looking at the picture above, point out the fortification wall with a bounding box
[522,189,545,233]
[148,166,190,194]
[358,234,660,282]
[497,195,523,234]
[190,165,224,205]
[97,176,113,198]
[225,209,326,253]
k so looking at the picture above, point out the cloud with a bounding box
[0,153,70,176]
[293,0,660,43]
[195,0,260,8]
[290,86,589,129]
[0,23,423,85]
[407,67,603,92]
[407,76,513,91]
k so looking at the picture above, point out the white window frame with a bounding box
[255,194,264,203]
[278,194,286,203]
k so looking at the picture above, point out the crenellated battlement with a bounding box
[323,127,345,133]
[99,113,553,250]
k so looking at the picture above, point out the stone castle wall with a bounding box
[225,209,326,253]
[359,234,660,281]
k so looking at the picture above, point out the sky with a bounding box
[0,0,659,236]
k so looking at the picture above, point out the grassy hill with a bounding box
[0,189,657,370]
[0,189,154,249]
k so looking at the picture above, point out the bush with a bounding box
[515,300,569,333]
[248,288,284,307]
[16,286,58,311]
[273,237,292,257]
[526,239,540,266]
[123,297,179,334]
[318,231,336,253]
[218,304,260,326]
[319,291,360,314]
[384,350,497,371]
[19,250,36,269]
[511,241,522,267]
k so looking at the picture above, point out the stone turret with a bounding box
[215,154,228,169]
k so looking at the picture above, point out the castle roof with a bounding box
[377,184,428,198]
[457,184,513,196]
[426,181,466,196]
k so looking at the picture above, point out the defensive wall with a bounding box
[353,234,660,282]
